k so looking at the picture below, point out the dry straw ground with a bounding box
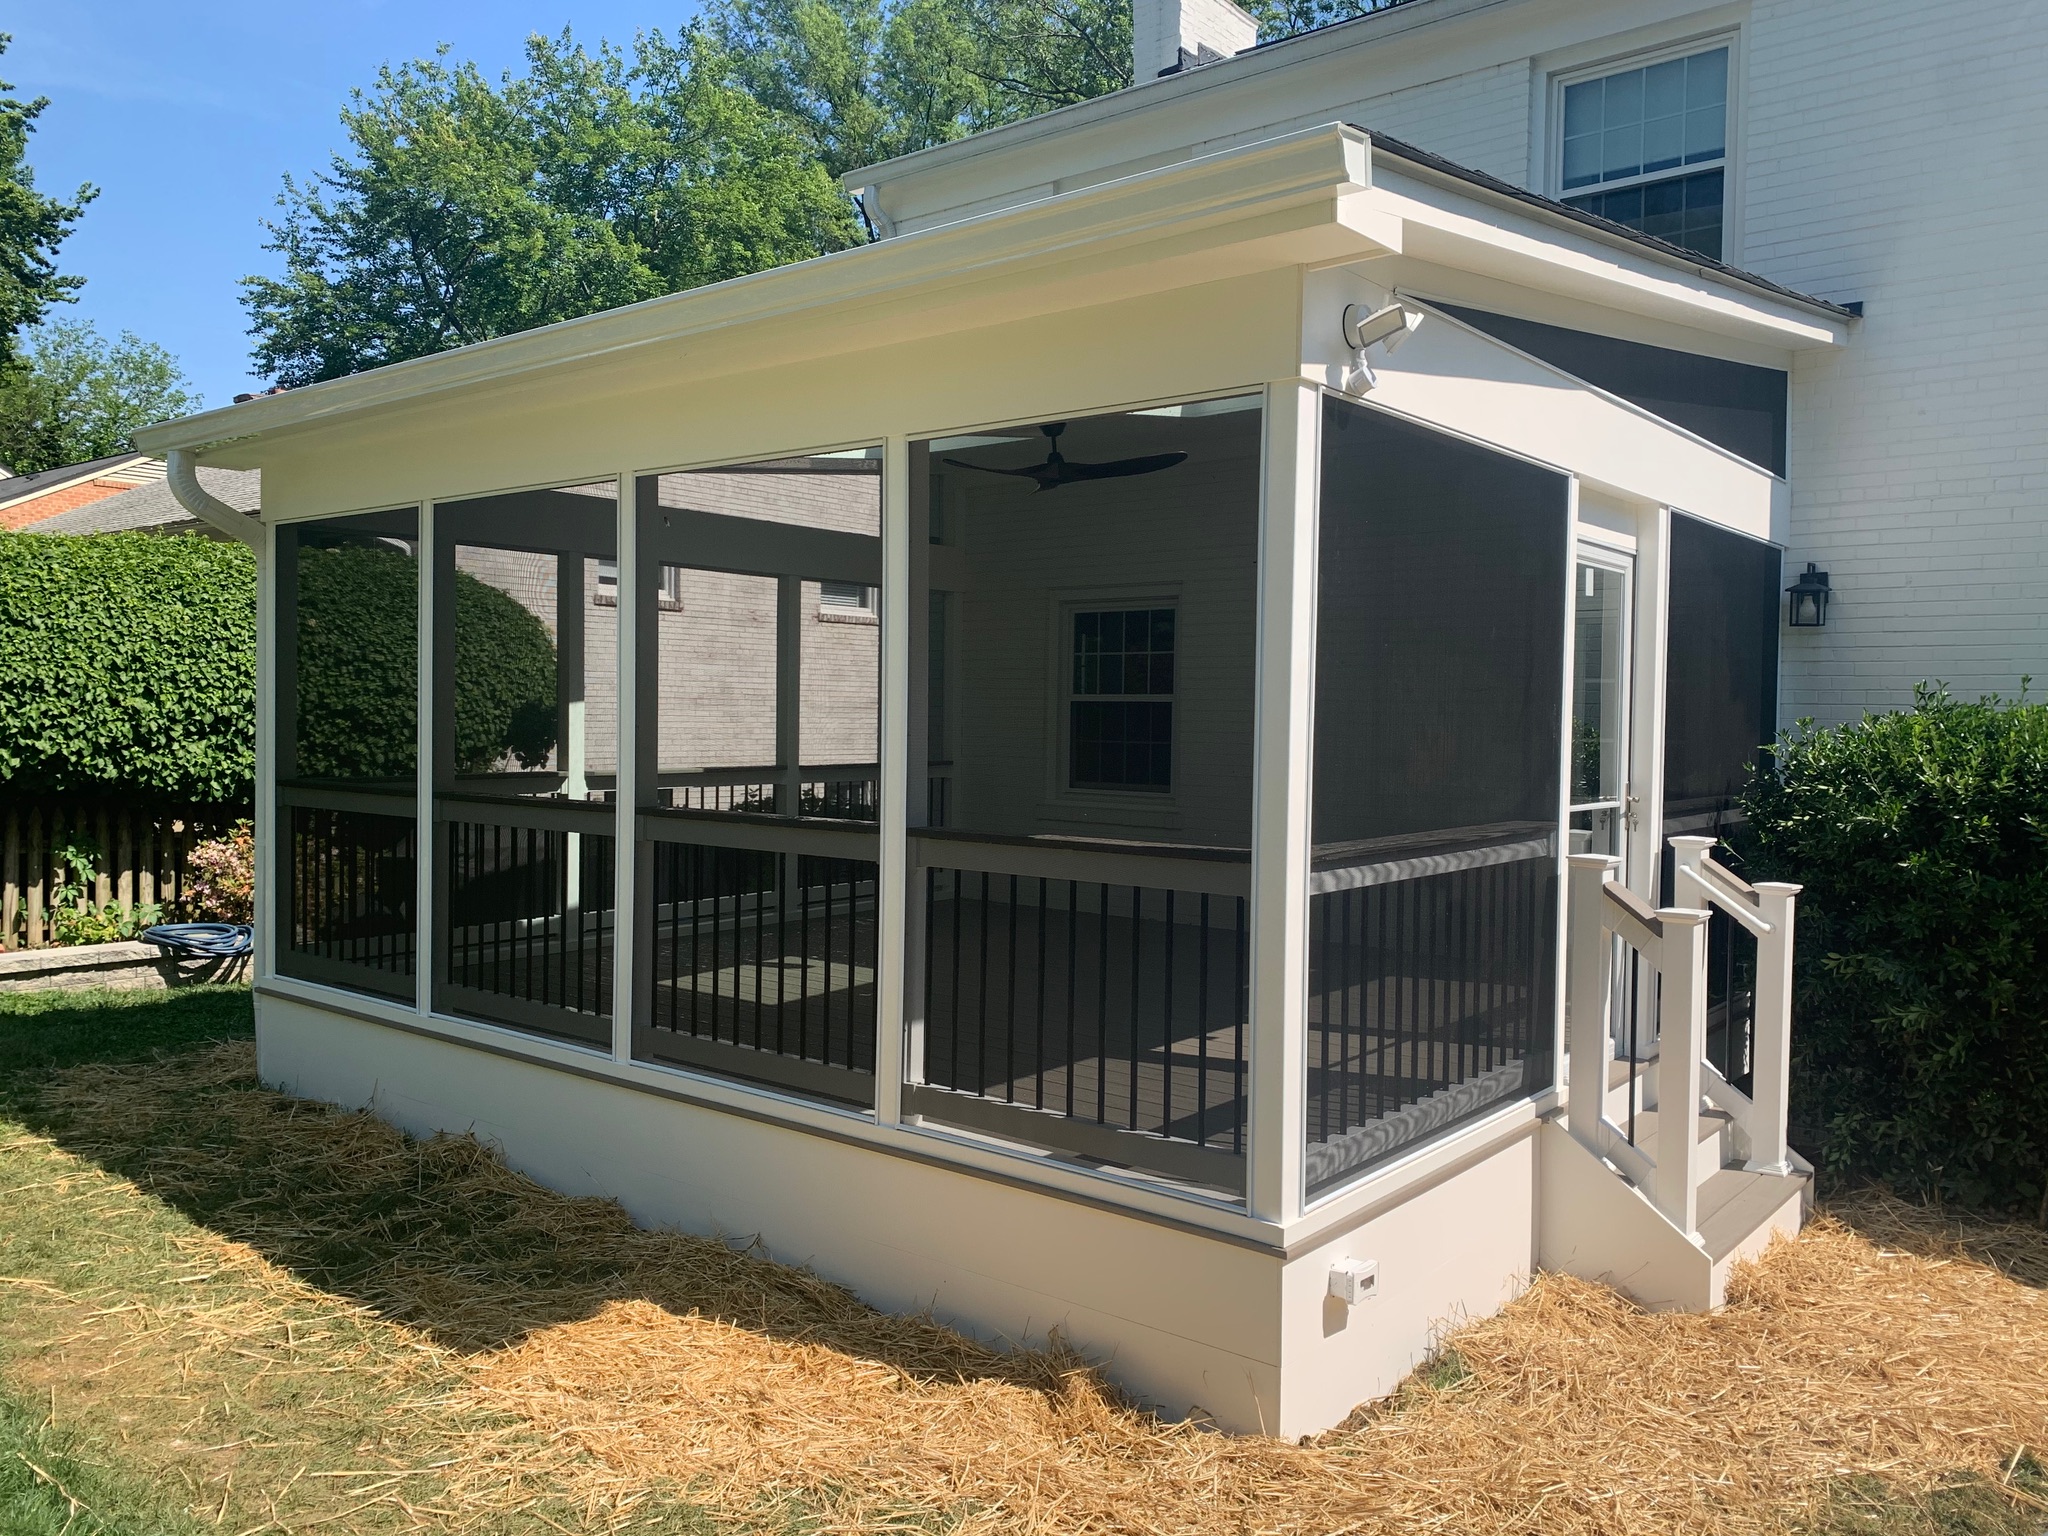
[2,1036,2046,1535]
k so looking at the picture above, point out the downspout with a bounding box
[166,447,260,547]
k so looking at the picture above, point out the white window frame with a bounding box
[1548,32,1741,261]
[1051,593,1181,807]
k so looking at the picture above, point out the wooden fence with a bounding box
[2,800,250,949]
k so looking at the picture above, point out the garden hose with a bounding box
[141,922,255,958]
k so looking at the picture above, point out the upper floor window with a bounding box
[1559,44,1728,260]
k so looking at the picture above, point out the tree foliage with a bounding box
[0,531,255,803]
[0,34,94,370]
[242,29,861,387]
[0,320,200,475]
[242,0,1412,385]
[1740,686,2048,1216]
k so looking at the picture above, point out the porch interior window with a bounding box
[1561,45,1728,259]
[631,450,883,1105]
[906,397,1261,1193]
[1069,607,1175,791]
[275,508,422,1001]
[429,482,618,1048]
[1306,398,1567,1201]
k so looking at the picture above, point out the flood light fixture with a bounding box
[1339,302,1423,396]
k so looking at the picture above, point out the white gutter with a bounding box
[166,448,260,547]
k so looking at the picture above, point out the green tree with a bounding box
[242,28,860,387]
[0,33,94,368]
[0,320,200,475]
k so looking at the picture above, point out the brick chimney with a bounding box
[1133,0,1258,80]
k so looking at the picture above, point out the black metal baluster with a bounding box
[1162,888,1175,1139]
[976,871,990,1092]
[1196,893,1211,1147]
[1232,895,1247,1156]
[1127,886,1142,1131]
[1316,892,1332,1143]
[1004,874,1019,1103]
[801,857,813,1060]
[775,854,789,1057]
[1096,883,1110,1125]
[949,870,964,1087]
[1034,877,1049,1110]
[1065,880,1079,1119]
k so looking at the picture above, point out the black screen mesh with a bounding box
[1662,512,1781,826]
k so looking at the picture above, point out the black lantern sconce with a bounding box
[1787,562,1831,628]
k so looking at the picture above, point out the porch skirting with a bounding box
[256,988,1537,1437]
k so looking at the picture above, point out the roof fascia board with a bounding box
[1361,165,1848,347]
[137,126,1377,459]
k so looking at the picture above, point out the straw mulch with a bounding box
[15,1039,2048,1535]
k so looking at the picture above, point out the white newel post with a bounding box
[1566,853,1620,1145]
[1748,881,1800,1174]
[1654,906,1709,1235]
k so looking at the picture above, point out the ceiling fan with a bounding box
[942,422,1186,492]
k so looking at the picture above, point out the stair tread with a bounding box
[1626,1106,1734,1160]
[1697,1166,1809,1262]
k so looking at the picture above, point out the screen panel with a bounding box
[1306,397,1569,1199]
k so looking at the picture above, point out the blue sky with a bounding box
[10,1,698,406]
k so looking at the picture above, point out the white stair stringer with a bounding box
[1536,1114,1809,1310]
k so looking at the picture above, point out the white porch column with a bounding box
[1629,506,1673,903]
[611,472,638,1063]
[255,517,279,987]
[413,502,437,1014]
[873,437,912,1125]
[1247,379,1319,1224]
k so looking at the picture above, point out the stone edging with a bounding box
[0,939,250,992]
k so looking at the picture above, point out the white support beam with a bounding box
[874,438,912,1125]
[255,516,279,986]
[611,472,638,1064]
[1246,378,1318,1224]
[414,502,437,1014]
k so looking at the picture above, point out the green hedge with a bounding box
[0,531,255,802]
[1740,687,2048,1215]
[0,530,560,803]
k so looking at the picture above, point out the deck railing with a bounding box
[280,796,418,998]
[1565,843,1798,1237]
[1304,833,1555,1196]
[906,830,1250,1192]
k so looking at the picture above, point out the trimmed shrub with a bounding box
[292,541,555,779]
[0,531,255,802]
[1740,686,2048,1215]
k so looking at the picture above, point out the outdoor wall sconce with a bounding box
[1787,562,1832,627]
[1340,301,1423,395]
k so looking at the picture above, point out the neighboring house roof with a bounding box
[0,453,166,530]
[26,465,260,537]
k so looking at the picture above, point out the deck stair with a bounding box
[1538,839,1808,1310]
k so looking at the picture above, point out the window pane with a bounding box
[284,510,420,788]
[1643,56,1686,119]
[1603,66,1644,128]
[1684,105,1726,162]
[431,483,618,1046]
[1306,398,1567,1199]
[633,451,883,1103]
[1571,563,1628,806]
[1601,125,1642,181]
[907,396,1261,1191]
[1688,46,1728,107]
[276,508,421,1002]
[1562,76,1603,138]
[1642,111,1685,174]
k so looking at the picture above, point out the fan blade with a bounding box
[941,457,1054,481]
[1058,452,1189,482]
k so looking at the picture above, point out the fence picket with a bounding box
[1,799,248,947]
